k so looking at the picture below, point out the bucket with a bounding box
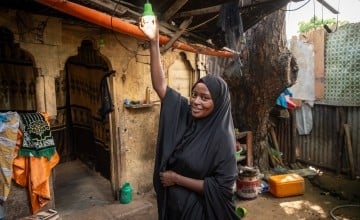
[236,168,259,199]
[119,182,133,204]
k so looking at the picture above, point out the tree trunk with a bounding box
[225,9,298,171]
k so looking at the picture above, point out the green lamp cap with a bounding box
[142,2,155,16]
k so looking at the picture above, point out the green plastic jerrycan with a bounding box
[119,182,133,204]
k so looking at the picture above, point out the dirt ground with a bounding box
[125,170,360,220]
[53,160,360,220]
[234,171,360,220]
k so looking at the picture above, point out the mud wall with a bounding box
[0,7,198,218]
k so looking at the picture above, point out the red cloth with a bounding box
[285,95,296,109]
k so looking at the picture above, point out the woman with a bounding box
[139,17,240,220]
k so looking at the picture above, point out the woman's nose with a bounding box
[192,96,201,104]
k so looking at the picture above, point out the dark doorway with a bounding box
[52,39,113,180]
[0,26,37,112]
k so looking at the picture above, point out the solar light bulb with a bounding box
[141,2,155,25]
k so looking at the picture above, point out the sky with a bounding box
[285,0,360,39]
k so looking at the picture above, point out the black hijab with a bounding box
[154,74,239,220]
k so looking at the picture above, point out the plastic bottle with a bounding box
[119,182,133,204]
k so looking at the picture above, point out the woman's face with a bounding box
[190,82,214,118]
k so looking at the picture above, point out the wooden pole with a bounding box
[343,124,355,179]
[336,107,345,175]
[290,109,297,163]
[269,127,284,166]
[246,131,253,167]
[270,126,280,152]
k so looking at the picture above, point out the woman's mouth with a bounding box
[191,106,201,113]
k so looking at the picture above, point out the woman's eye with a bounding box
[201,96,211,101]
[191,92,211,101]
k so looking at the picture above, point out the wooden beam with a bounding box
[173,0,283,18]
[37,0,234,57]
[161,17,193,53]
[86,0,140,16]
[85,0,211,47]
[162,0,189,21]
[174,5,221,18]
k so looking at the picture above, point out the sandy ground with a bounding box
[53,160,360,220]
[235,174,360,220]
[125,171,360,220]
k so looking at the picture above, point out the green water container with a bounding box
[119,182,133,204]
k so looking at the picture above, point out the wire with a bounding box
[109,2,137,54]
[321,0,324,23]
[186,14,219,32]
[329,204,360,220]
[313,0,316,29]
[282,0,311,11]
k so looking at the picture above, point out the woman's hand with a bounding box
[160,170,204,194]
[139,16,159,42]
[160,170,178,187]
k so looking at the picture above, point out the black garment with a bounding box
[98,75,114,121]
[153,75,239,220]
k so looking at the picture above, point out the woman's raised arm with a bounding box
[139,18,167,100]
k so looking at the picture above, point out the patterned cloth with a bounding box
[0,112,20,202]
[13,112,60,214]
[320,23,360,106]
[19,112,55,160]
[13,133,60,214]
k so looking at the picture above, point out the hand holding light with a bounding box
[139,1,158,41]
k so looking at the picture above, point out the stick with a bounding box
[336,107,345,175]
[343,124,355,179]
[246,131,253,167]
[270,127,280,152]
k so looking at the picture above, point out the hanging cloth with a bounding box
[217,2,243,50]
[98,73,114,121]
[295,102,313,135]
[13,112,59,214]
[217,2,244,77]
[18,112,56,160]
[0,112,20,202]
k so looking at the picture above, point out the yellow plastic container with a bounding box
[269,173,305,197]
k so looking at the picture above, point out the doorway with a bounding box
[52,39,113,180]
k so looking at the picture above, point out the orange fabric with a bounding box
[12,112,60,214]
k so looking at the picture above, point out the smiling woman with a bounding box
[139,15,240,220]
[190,82,214,118]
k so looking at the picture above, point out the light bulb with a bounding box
[141,2,155,25]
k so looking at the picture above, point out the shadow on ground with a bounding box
[53,160,158,220]
[53,160,359,220]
